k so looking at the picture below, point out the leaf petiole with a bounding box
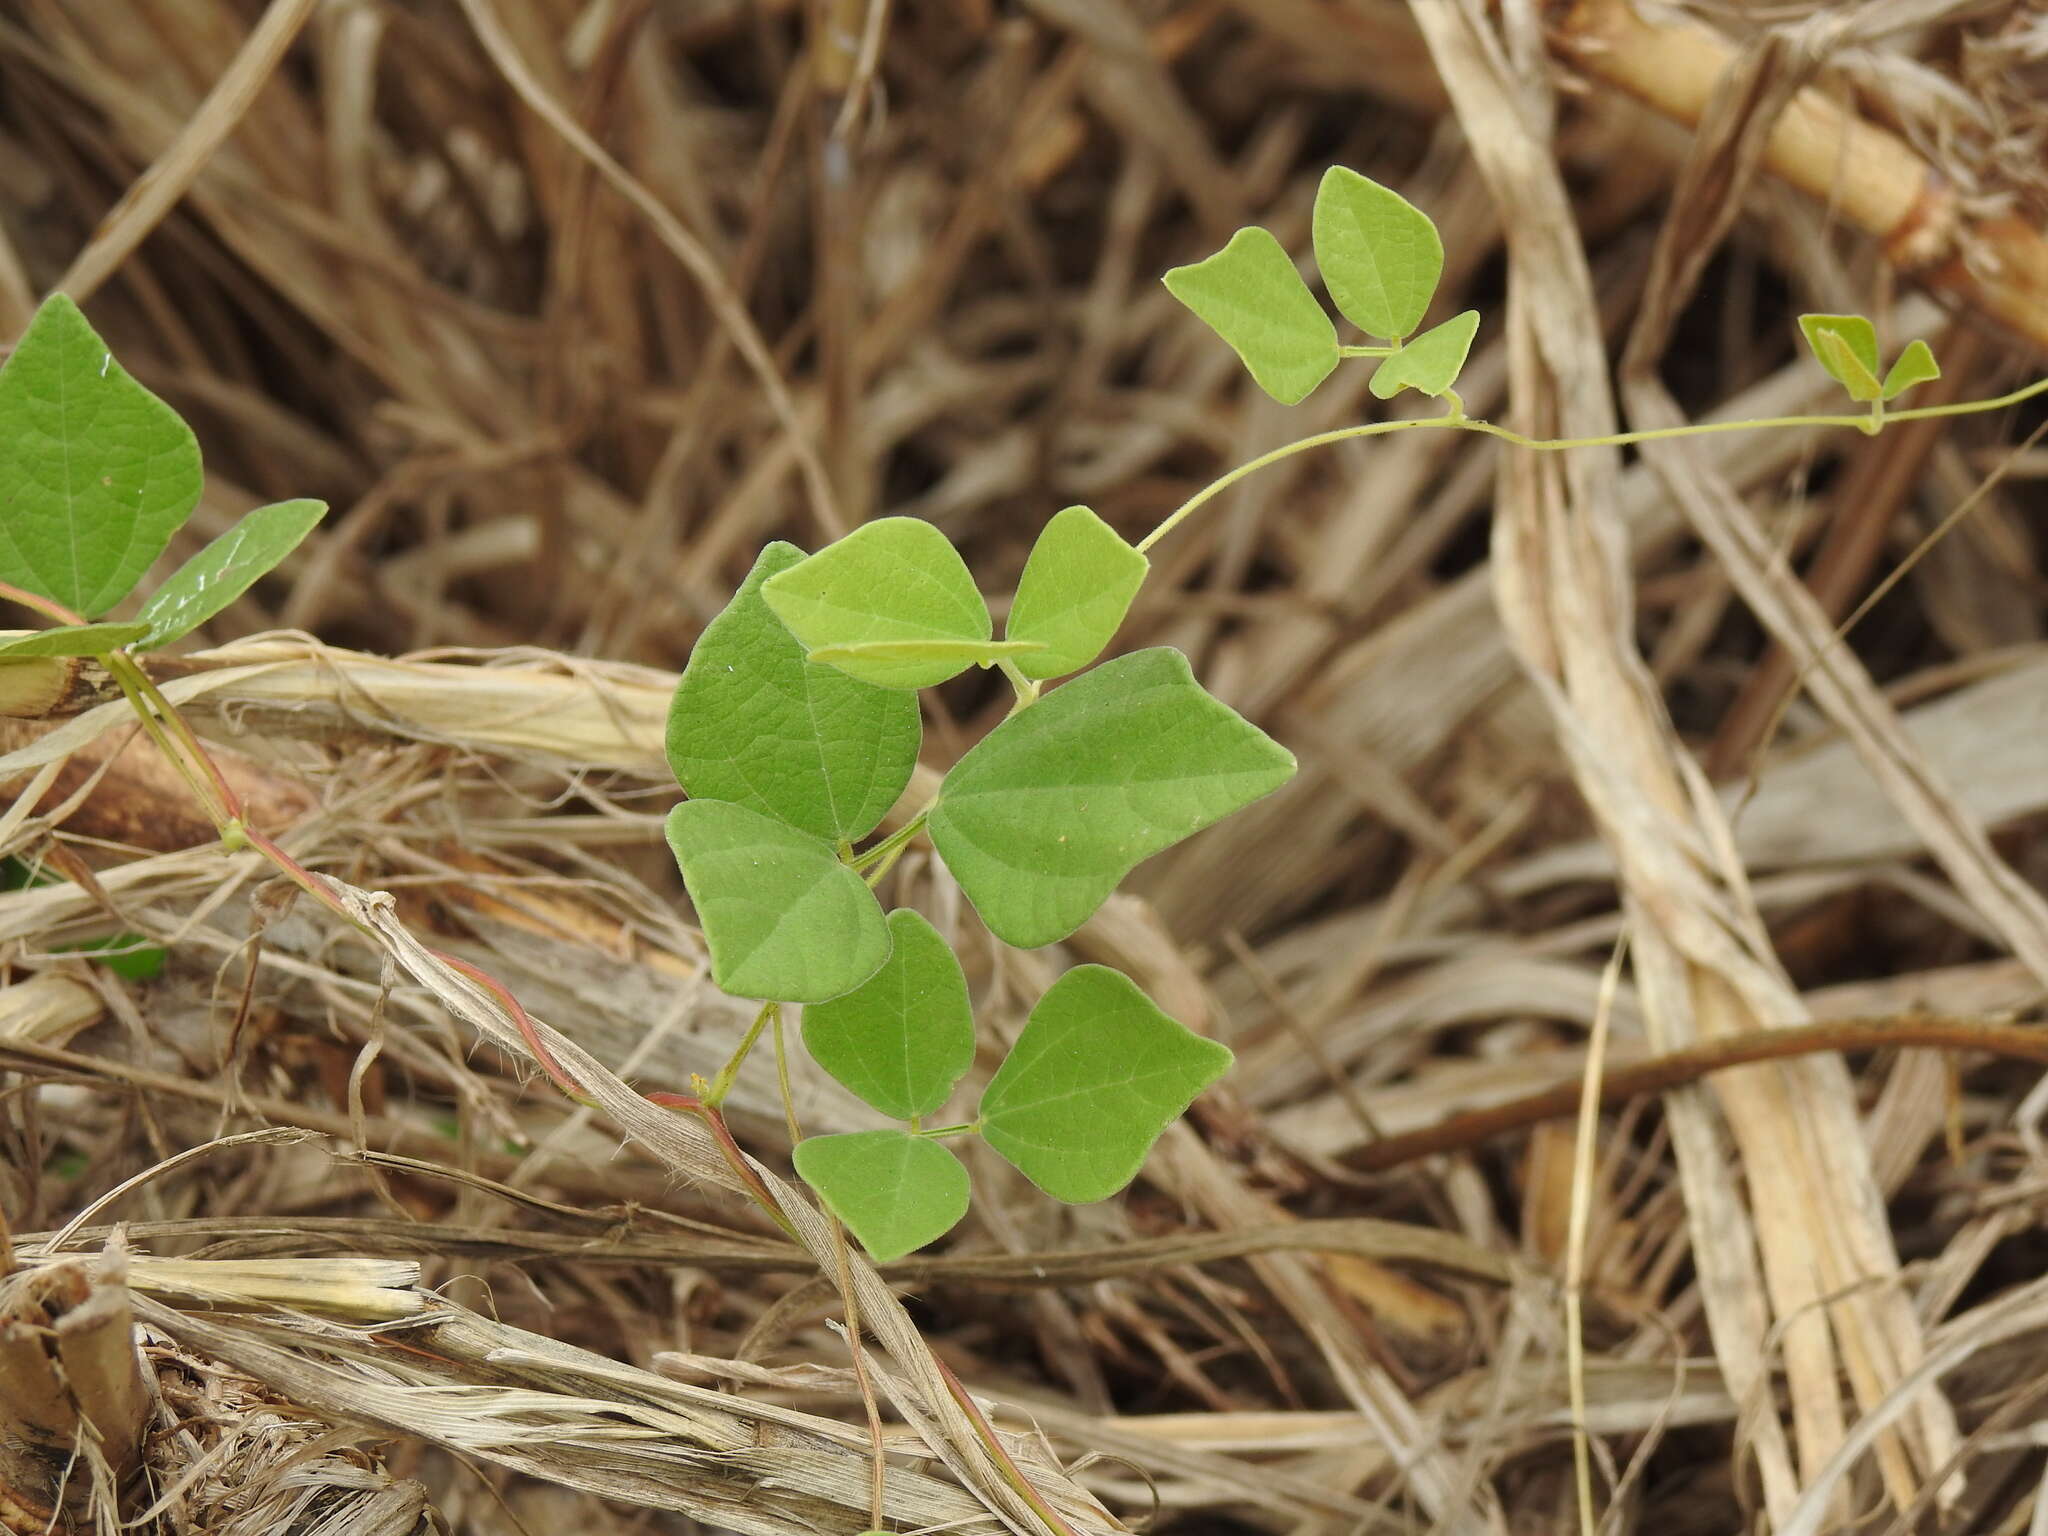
[0,579,86,628]
[704,1000,779,1108]
[994,656,1041,712]
[847,803,935,885]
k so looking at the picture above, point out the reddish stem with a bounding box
[644,1090,794,1233]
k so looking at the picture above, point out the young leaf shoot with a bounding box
[1369,310,1480,401]
[0,621,151,657]
[134,499,327,649]
[1799,313,1883,402]
[1881,338,1940,401]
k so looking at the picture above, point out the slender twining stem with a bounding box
[912,1121,981,1140]
[1346,1013,2048,1172]
[1336,343,1396,358]
[1134,373,2048,556]
[706,1001,778,1109]
[856,819,929,888]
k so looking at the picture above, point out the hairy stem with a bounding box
[645,1091,800,1240]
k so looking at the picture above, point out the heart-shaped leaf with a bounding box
[1880,338,1940,401]
[794,1129,970,1261]
[0,621,149,657]
[1799,314,1882,402]
[668,543,920,842]
[928,647,1296,948]
[1368,311,1479,401]
[1312,166,1444,342]
[1005,505,1148,681]
[665,799,889,1002]
[762,518,992,690]
[132,499,326,649]
[802,907,975,1120]
[979,966,1232,1203]
[1163,227,1338,406]
[0,294,203,617]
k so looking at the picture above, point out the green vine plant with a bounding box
[3,166,2045,1268]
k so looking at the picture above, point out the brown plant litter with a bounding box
[6,1,2048,1532]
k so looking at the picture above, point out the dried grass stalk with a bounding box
[1403,0,1948,1521]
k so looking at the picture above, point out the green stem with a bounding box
[1134,373,2048,556]
[705,1001,778,1108]
[1336,344,1396,358]
[862,834,917,889]
[850,802,936,888]
[995,656,1041,712]
[849,806,931,870]
[101,654,237,831]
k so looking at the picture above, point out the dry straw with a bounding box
[7,0,2048,1532]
